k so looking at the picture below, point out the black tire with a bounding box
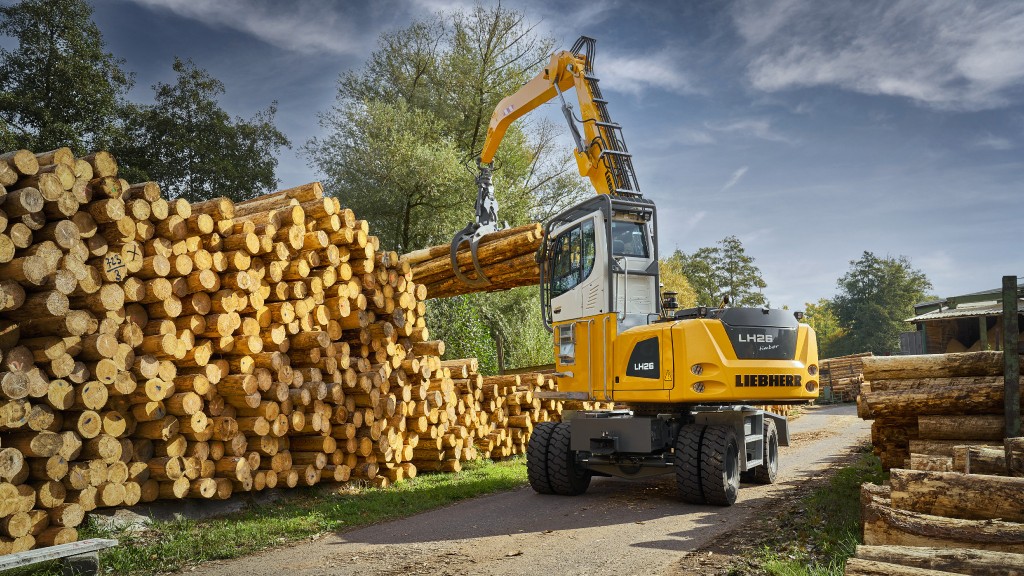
[547,422,591,495]
[674,424,706,504]
[700,425,740,506]
[527,421,556,494]
[751,419,779,484]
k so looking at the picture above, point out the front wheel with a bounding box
[547,422,591,495]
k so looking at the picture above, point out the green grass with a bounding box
[754,444,888,576]
[17,457,527,575]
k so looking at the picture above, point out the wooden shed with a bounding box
[903,287,1023,354]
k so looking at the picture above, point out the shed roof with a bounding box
[907,299,1022,323]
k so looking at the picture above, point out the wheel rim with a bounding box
[726,441,739,485]
[767,434,778,474]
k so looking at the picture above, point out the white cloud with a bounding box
[598,50,698,97]
[705,118,794,144]
[720,166,749,192]
[122,0,370,55]
[686,210,708,230]
[972,133,1015,150]
[732,0,1024,111]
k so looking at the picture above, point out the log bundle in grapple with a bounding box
[400,223,543,299]
[0,148,583,553]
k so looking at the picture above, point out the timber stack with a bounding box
[856,351,1022,470]
[0,146,600,553]
[821,352,871,402]
[849,468,1024,573]
[401,223,543,299]
[850,349,1024,572]
[407,366,613,473]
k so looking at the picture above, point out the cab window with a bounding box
[551,219,597,298]
[611,220,649,258]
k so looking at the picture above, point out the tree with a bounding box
[114,58,289,202]
[307,3,586,252]
[675,236,767,306]
[831,252,931,355]
[659,252,698,309]
[803,298,846,359]
[307,99,467,250]
[0,0,133,153]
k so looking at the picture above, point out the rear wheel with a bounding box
[547,422,591,495]
[527,422,557,494]
[749,416,778,483]
[700,425,740,506]
[674,424,706,504]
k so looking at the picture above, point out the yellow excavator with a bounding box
[452,36,818,505]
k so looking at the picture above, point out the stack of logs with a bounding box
[822,352,871,403]
[401,224,543,299]
[850,350,1024,571]
[856,351,1022,470]
[852,467,1024,572]
[0,147,604,554]
[407,366,612,474]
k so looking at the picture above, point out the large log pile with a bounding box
[0,147,607,553]
[850,472,1024,573]
[821,352,871,402]
[857,352,1021,470]
[848,350,1024,573]
[400,224,543,299]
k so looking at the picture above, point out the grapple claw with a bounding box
[449,163,503,287]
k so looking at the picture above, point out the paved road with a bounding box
[194,404,869,576]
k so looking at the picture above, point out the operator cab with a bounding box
[541,195,659,332]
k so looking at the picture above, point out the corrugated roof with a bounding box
[907,300,1021,322]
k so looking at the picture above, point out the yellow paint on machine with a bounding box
[553,315,819,405]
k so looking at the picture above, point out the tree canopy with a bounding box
[114,58,290,202]
[0,2,289,202]
[831,251,931,355]
[673,236,767,307]
[0,0,132,153]
[306,3,587,252]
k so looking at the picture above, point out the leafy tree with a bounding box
[307,98,467,250]
[0,0,133,153]
[659,253,698,309]
[803,298,846,359]
[307,3,586,252]
[831,252,931,355]
[114,58,289,202]
[675,237,767,306]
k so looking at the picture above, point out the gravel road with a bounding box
[192,404,869,576]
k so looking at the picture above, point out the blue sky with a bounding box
[38,1,1024,307]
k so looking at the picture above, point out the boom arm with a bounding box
[451,36,640,287]
[480,36,641,197]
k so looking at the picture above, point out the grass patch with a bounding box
[19,457,527,575]
[754,444,887,576]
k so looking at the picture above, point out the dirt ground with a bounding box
[189,404,868,576]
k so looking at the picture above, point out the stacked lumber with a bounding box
[400,224,543,298]
[0,145,612,554]
[406,368,613,472]
[857,351,1021,470]
[851,470,1024,574]
[821,352,871,402]
[0,148,465,550]
[0,148,145,553]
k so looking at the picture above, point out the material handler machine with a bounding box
[452,37,818,505]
